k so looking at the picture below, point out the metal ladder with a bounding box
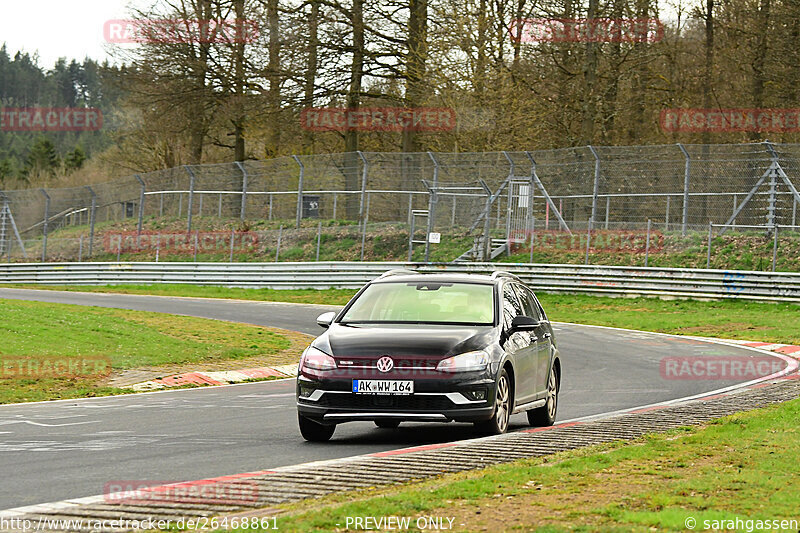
[0,201,9,255]
[407,209,430,261]
[0,198,27,259]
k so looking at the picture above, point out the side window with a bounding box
[532,293,548,322]
[514,284,541,321]
[502,284,523,331]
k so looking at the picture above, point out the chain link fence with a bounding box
[1,142,799,267]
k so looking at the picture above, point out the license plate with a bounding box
[352,379,414,395]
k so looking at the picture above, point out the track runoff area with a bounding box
[0,288,797,532]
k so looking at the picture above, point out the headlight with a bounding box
[301,346,337,371]
[436,350,490,373]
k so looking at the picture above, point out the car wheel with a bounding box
[475,368,511,435]
[527,366,559,427]
[298,414,336,442]
[375,420,401,429]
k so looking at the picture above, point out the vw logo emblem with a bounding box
[376,356,394,373]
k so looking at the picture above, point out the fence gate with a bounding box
[507,179,533,246]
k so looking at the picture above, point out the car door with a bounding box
[530,290,554,396]
[514,285,551,398]
[501,283,537,404]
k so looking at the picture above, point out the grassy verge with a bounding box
[0,299,299,404]
[535,294,800,345]
[0,284,359,306]
[236,398,800,532]
[3,286,800,345]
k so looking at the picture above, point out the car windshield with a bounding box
[340,281,494,325]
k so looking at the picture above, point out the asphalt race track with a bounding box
[0,288,788,510]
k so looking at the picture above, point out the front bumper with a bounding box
[296,373,496,424]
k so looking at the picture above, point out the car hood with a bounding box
[315,323,495,360]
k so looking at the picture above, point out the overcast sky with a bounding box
[0,0,147,68]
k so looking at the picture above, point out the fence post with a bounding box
[664,196,670,231]
[706,221,713,269]
[78,235,83,262]
[134,174,145,238]
[502,151,515,257]
[605,196,610,229]
[85,186,97,257]
[292,155,304,229]
[588,145,600,224]
[333,193,338,220]
[193,231,199,262]
[38,189,50,262]
[425,152,439,263]
[316,221,322,261]
[229,229,235,262]
[529,217,535,264]
[234,161,248,221]
[360,193,371,261]
[275,225,283,262]
[357,151,369,236]
[678,143,690,236]
[645,219,651,267]
[584,218,592,265]
[772,224,779,272]
[184,165,196,232]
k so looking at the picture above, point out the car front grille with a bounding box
[313,393,456,411]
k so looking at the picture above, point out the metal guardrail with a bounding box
[1,262,799,303]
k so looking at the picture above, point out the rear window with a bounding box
[340,281,494,325]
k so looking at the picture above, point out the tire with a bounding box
[298,414,336,442]
[527,366,559,427]
[475,368,512,435]
[375,420,401,429]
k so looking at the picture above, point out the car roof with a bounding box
[371,271,521,285]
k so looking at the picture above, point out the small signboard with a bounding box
[428,232,441,244]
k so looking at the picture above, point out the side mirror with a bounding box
[316,311,336,329]
[511,315,540,331]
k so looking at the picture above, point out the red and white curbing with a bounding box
[700,338,800,356]
[126,339,800,392]
[129,363,298,391]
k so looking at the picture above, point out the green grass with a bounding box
[501,229,800,272]
[231,398,800,532]
[0,299,293,404]
[4,286,800,344]
[535,293,800,345]
[0,284,359,306]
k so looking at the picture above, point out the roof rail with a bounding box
[378,268,418,279]
[490,270,521,281]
